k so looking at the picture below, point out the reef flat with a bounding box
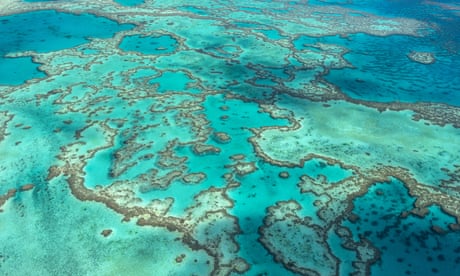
[1,0,459,275]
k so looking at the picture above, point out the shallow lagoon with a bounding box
[1,0,460,275]
[0,9,133,85]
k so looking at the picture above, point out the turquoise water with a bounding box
[0,56,46,85]
[256,29,286,40]
[306,0,460,105]
[150,71,201,93]
[1,1,460,275]
[312,33,460,105]
[114,0,145,7]
[178,6,209,16]
[119,34,178,55]
[0,10,134,85]
[0,178,211,275]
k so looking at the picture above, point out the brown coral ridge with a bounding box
[2,0,455,127]
[0,189,17,210]
[258,200,340,276]
[305,165,460,227]
[49,121,249,275]
[283,77,460,129]
[225,161,257,177]
[439,165,460,198]
[243,44,459,130]
[212,131,232,144]
[60,161,249,275]
[182,172,207,184]
[258,164,460,275]
[0,184,35,210]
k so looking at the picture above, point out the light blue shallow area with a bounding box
[114,0,145,7]
[303,159,353,183]
[0,10,134,54]
[23,0,58,2]
[0,100,86,195]
[0,177,210,275]
[197,95,352,274]
[1,1,459,275]
[150,71,201,93]
[0,10,134,85]
[256,29,286,40]
[119,34,178,55]
[344,178,460,276]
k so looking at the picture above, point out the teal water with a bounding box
[178,6,209,16]
[1,1,460,275]
[119,34,178,55]
[0,56,46,85]
[304,0,460,105]
[0,10,134,85]
[0,10,133,53]
[150,71,201,93]
[310,33,460,105]
[114,0,145,7]
[344,179,460,275]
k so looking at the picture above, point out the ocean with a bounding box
[1,0,459,275]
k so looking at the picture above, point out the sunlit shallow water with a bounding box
[1,0,459,275]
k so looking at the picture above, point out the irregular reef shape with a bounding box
[259,201,339,276]
[119,34,179,55]
[1,0,459,275]
[253,95,460,187]
[344,179,460,275]
[407,51,436,64]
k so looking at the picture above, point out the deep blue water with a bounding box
[1,1,459,275]
[306,0,460,105]
[294,33,460,105]
[0,10,134,85]
[345,178,460,275]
